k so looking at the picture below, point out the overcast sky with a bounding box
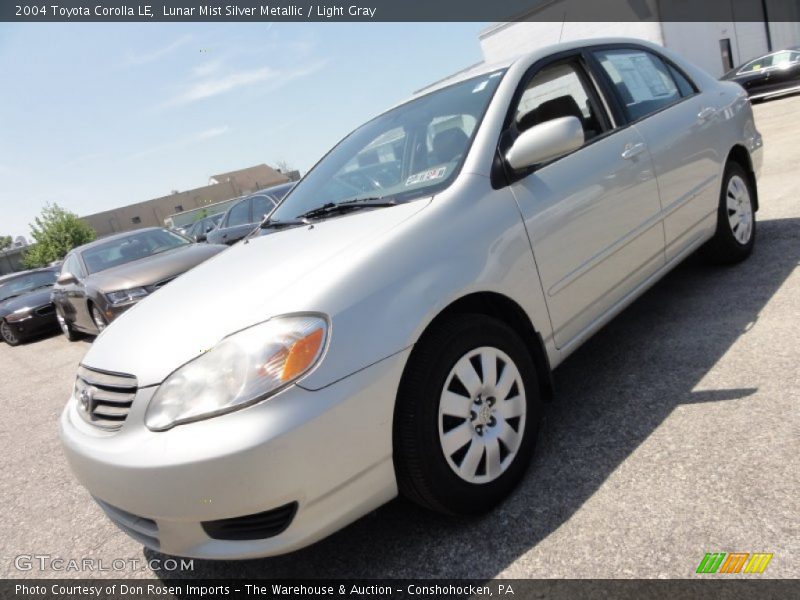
[0,22,486,239]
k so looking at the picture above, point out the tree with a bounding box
[22,203,96,268]
[273,159,295,174]
[0,236,11,250]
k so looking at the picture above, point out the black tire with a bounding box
[90,304,107,333]
[393,313,542,515]
[702,161,756,264]
[56,309,80,342]
[0,320,23,346]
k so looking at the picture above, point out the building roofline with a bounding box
[479,1,563,40]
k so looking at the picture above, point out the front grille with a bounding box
[95,498,159,549]
[35,304,55,317]
[201,502,298,541]
[75,366,137,431]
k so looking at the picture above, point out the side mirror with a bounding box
[196,233,207,242]
[505,116,584,170]
[57,272,77,286]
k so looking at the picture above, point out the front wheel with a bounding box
[393,314,542,515]
[0,320,23,346]
[91,305,107,333]
[56,309,80,342]
[703,162,756,264]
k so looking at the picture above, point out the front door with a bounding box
[507,56,665,350]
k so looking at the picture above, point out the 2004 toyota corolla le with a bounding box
[60,39,762,559]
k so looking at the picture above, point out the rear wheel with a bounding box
[703,162,756,264]
[0,320,22,346]
[56,309,80,342]
[393,314,542,515]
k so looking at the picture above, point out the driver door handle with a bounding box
[621,142,646,160]
[697,106,716,121]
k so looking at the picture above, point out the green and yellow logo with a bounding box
[696,552,773,574]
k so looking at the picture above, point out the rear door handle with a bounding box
[621,142,646,160]
[697,106,716,121]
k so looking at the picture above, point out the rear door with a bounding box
[506,52,665,351]
[591,47,722,261]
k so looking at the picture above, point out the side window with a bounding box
[514,61,607,143]
[62,254,83,279]
[740,56,771,73]
[226,200,251,227]
[667,64,695,97]
[251,196,272,222]
[594,49,682,121]
[771,51,793,68]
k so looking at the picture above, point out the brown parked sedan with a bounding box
[52,227,225,340]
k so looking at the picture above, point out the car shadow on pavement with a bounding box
[148,216,799,580]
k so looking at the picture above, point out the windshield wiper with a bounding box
[259,217,310,230]
[295,197,397,221]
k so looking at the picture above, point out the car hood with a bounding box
[82,200,430,386]
[84,243,226,292]
[0,288,53,318]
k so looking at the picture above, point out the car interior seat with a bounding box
[432,128,469,165]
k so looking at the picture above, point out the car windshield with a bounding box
[0,270,57,302]
[267,70,505,223]
[81,229,191,274]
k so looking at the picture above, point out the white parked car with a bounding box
[61,39,762,559]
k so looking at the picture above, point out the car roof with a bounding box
[70,227,166,254]
[252,181,295,196]
[0,265,59,282]
[411,37,669,98]
[222,182,296,214]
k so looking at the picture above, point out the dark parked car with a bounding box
[185,212,223,242]
[52,228,225,339]
[206,182,294,245]
[0,266,60,346]
[721,48,800,101]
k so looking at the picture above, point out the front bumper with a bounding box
[60,348,410,559]
[4,308,58,340]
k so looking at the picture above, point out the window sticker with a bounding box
[406,166,447,186]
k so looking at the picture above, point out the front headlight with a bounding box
[5,308,32,323]
[106,287,148,305]
[145,314,328,431]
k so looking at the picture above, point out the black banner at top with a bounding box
[3,0,800,23]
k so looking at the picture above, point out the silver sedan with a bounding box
[60,38,762,559]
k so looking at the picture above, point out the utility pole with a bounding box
[762,0,773,52]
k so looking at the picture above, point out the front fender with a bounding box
[297,175,553,391]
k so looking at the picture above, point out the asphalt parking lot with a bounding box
[1,95,798,581]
